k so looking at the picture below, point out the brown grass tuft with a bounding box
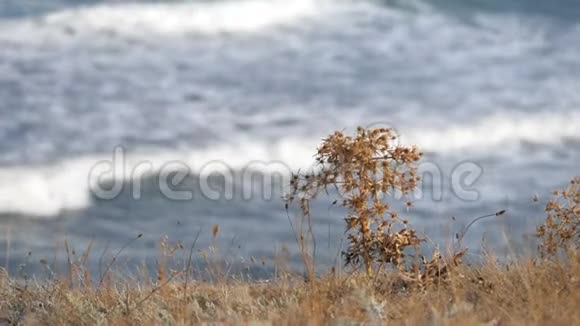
[0,253,578,325]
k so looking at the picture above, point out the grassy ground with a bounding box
[1,137,577,325]
[0,252,578,325]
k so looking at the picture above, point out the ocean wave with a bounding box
[0,137,319,218]
[0,160,93,218]
[402,111,580,153]
[0,0,326,42]
[0,111,578,217]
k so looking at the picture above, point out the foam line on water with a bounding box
[0,137,319,218]
[403,111,580,153]
[0,111,578,218]
[0,0,329,42]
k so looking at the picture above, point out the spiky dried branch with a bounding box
[287,127,423,277]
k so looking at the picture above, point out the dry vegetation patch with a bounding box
[0,256,579,325]
[1,128,578,325]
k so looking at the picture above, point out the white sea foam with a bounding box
[0,0,327,42]
[0,160,93,218]
[403,111,580,153]
[0,137,319,218]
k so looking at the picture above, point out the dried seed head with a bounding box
[536,177,579,257]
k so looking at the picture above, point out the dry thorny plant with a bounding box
[286,127,433,280]
[536,176,580,258]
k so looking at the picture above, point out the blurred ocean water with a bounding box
[0,0,579,275]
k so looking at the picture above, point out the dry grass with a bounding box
[0,252,578,325]
[1,128,578,325]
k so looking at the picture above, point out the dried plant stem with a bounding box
[182,227,202,302]
[98,233,142,289]
[456,210,507,245]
